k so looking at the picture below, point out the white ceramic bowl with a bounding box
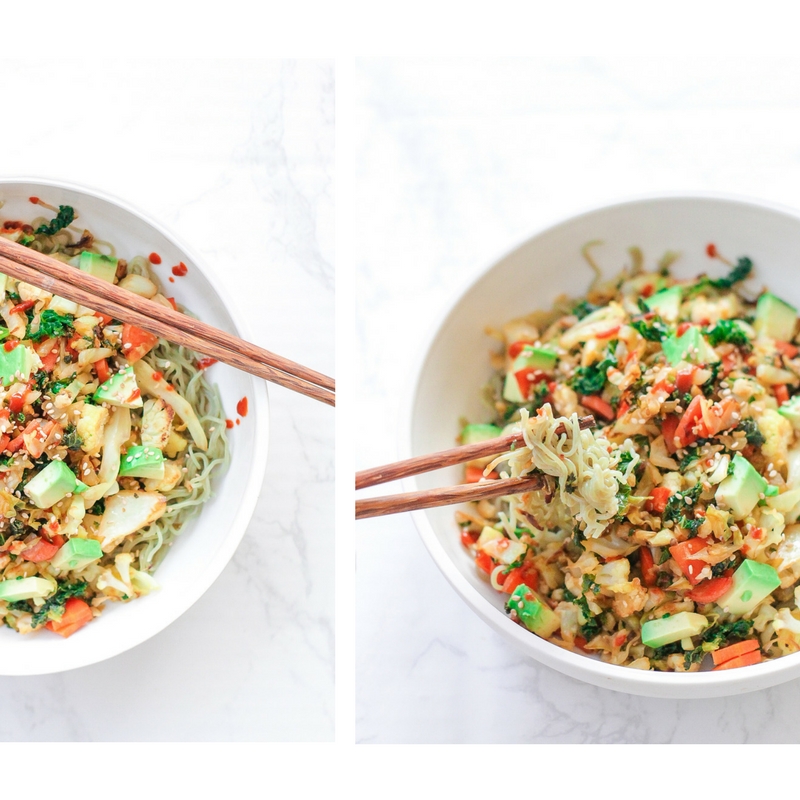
[406,193,800,698]
[0,178,269,675]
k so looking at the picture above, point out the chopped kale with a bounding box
[30,580,88,628]
[702,619,754,647]
[582,574,599,594]
[48,378,72,396]
[61,425,83,451]
[6,600,31,612]
[563,588,602,640]
[572,300,600,320]
[711,556,737,577]
[89,498,105,515]
[569,356,615,395]
[651,640,684,660]
[663,483,703,534]
[708,257,753,290]
[631,316,670,342]
[32,369,48,391]
[706,319,750,347]
[679,446,700,471]
[28,309,74,342]
[735,418,765,447]
[35,205,75,236]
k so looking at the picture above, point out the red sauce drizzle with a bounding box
[149,252,162,265]
[169,277,175,283]
[3,341,17,352]
[151,371,163,381]
[236,397,248,417]
[706,243,717,258]
[197,358,218,370]
[2,221,22,230]
[225,419,234,429]
[171,262,188,277]
[236,418,240,425]
[28,196,39,204]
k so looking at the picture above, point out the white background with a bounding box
[355,57,800,743]
[0,59,334,741]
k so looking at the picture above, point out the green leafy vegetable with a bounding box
[31,581,88,628]
[706,319,750,347]
[563,588,602,640]
[663,483,703,534]
[28,310,74,342]
[708,257,753,290]
[569,356,615,395]
[61,425,83,451]
[35,205,75,236]
[631,317,670,342]
[572,300,599,320]
[735,418,765,447]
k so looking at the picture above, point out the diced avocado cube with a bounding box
[506,584,561,638]
[0,343,34,387]
[0,576,53,603]
[502,371,525,403]
[644,286,682,322]
[511,346,558,374]
[778,396,800,430]
[461,424,503,445]
[79,251,118,284]
[754,292,797,342]
[23,460,78,509]
[49,538,103,572]
[662,327,720,367]
[641,611,709,648]
[716,559,780,615]
[93,365,142,408]
[118,445,165,480]
[765,484,780,497]
[715,454,768,519]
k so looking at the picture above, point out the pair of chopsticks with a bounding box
[0,237,334,406]
[355,415,595,519]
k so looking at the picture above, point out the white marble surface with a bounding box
[355,57,800,743]
[0,59,334,741]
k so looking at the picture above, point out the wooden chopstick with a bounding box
[355,415,594,490]
[0,237,334,406]
[356,475,546,519]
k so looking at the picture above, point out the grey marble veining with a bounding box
[0,59,334,741]
[355,57,800,744]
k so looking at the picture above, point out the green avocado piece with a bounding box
[778,396,800,430]
[93,365,142,408]
[715,454,768,520]
[23,460,77,509]
[0,577,53,602]
[461,424,503,445]
[716,559,780,615]
[79,251,118,284]
[0,344,34,387]
[641,611,709,648]
[502,371,525,403]
[511,346,558,374]
[118,444,165,480]
[662,326,720,367]
[644,286,682,322]
[506,584,560,638]
[755,292,797,342]
[49,538,103,572]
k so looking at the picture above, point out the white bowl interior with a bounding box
[409,195,800,697]
[0,180,268,674]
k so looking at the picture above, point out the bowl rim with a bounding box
[0,175,270,674]
[402,190,800,693]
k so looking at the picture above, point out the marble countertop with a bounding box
[355,57,800,743]
[0,60,334,741]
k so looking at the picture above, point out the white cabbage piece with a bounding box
[97,491,167,552]
[97,407,131,486]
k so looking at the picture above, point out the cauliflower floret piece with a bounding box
[757,408,793,470]
[551,383,579,417]
[143,460,182,493]
[96,552,160,600]
[141,398,174,451]
[77,403,109,457]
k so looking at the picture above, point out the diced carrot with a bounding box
[676,322,694,336]
[687,575,733,604]
[775,384,790,406]
[669,538,708,585]
[661,414,680,454]
[639,546,657,587]
[703,397,740,436]
[465,466,499,483]
[616,400,630,419]
[475,552,493,575]
[95,358,111,385]
[652,379,676,395]
[21,537,59,563]
[595,324,621,340]
[776,341,799,359]
[580,394,614,421]
[711,638,760,667]
[641,284,654,298]
[675,395,708,447]
[121,323,159,363]
[645,486,672,515]
[514,368,546,400]
[45,597,93,638]
[95,312,113,326]
[6,434,24,453]
[508,340,534,358]
[501,566,524,594]
[712,649,762,671]
[460,529,479,548]
[676,366,697,393]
